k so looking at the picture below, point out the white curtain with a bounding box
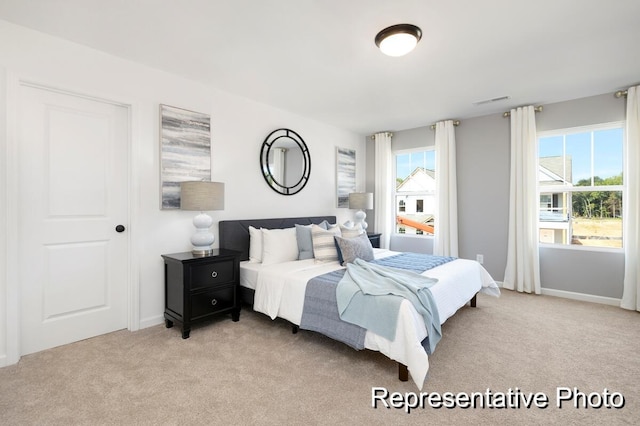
[433,120,459,257]
[621,85,640,311]
[374,132,393,249]
[503,106,541,294]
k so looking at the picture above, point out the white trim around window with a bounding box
[537,121,625,253]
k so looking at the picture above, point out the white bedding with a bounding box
[241,248,500,389]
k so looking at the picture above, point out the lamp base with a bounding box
[354,210,368,231]
[191,248,214,257]
[190,212,215,256]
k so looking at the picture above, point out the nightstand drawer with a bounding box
[191,286,235,319]
[190,260,235,289]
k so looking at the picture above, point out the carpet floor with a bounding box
[1,289,638,425]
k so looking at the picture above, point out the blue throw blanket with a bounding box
[299,269,367,350]
[337,258,442,354]
[371,252,455,273]
[300,252,455,354]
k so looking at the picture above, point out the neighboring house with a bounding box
[538,156,573,244]
[395,167,435,235]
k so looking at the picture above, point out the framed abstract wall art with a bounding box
[160,104,211,209]
[336,146,356,208]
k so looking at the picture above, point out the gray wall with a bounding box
[366,92,626,299]
[456,113,510,280]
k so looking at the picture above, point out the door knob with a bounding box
[115,225,126,233]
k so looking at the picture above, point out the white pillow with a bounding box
[248,226,263,263]
[261,227,299,266]
[311,224,341,263]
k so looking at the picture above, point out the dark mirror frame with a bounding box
[260,128,311,195]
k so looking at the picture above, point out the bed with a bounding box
[219,216,500,389]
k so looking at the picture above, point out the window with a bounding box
[394,149,436,236]
[538,123,624,249]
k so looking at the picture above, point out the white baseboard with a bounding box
[497,281,620,306]
[139,314,164,330]
[0,353,7,368]
[540,287,621,306]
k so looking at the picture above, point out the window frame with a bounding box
[393,147,436,238]
[537,121,625,253]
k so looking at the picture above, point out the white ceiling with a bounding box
[1,0,639,135]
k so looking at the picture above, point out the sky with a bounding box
[396,150,435,180]
[538,127,623,184]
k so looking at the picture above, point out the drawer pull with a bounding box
[211,271,218,278]
[211,299,218,306]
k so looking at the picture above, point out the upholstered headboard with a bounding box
[218,216,336,261]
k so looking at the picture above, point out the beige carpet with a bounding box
[1,290,638,425]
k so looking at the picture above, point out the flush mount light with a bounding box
[375,23,422,57]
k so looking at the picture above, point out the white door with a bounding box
[17,83,129,355]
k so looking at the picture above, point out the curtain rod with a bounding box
[430,120,460,130]
[369,132,393,140]
[503,105,543,118]
[614,90,628,98]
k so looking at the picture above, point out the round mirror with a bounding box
[260,128,311,195]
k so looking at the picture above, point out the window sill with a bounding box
[539,243,623,254]
[393,233,434,240]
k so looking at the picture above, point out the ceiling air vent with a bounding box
[472,96,511,106]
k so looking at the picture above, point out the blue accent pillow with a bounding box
[319,219,337,229]
[296,222,327,259]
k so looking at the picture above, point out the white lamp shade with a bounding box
[180,181,224,211]
[349,192,373,210]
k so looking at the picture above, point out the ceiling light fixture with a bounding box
[375,24,422,57]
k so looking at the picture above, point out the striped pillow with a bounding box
[311,224,341,262]
[340,223,364,238]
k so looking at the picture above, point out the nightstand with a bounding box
[162,249,241,339]
[367,233,381,248]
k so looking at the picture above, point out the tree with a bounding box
[572,174,623,218]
